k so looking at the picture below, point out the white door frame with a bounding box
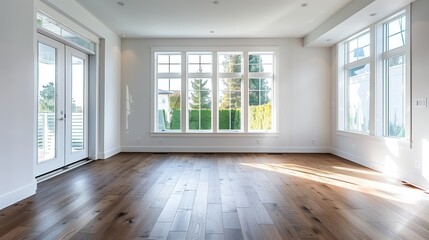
[36,33,90,176]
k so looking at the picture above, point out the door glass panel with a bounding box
[38,43,57,162]
[71,56,85,151]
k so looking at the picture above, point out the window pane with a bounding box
[71,56,85,152]
[38,43,56,162]
[188,78,212,130]
[219,53,242,73]
[249,53,273,73]
[385,55,405,137]
[170,64,181,73]
[188,53,212,73]
[386,15,406,51]
[157,78,181,131]
[347,64,370,133]
[157,53,181,73]
[219,78,241,130]
[249,78,273,131]
[347,31,370,63]
[170,55,181,64]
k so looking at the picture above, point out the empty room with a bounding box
[1,0,429,239]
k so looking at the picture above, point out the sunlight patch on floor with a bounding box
[240,162,424,204]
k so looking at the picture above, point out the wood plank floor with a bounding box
[1,153,429,240]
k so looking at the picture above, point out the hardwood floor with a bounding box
[1,153,429,240]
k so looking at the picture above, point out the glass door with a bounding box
[65,47,89,165]
[36,34,89,176]
[36,34,66,176]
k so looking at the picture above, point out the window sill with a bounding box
[336,130,412,149]
[150,132,280,138]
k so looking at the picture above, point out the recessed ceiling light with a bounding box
[212,0,220,5]
[121,34,126,38]
[326,39,332,42]
[210,31,215,34]
[370,13,377,17]
[117,2,125,7]
[301,3,308,7]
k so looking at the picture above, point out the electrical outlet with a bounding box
[311,139,316,145]
[159,138,163,144]
[137,137,141,143]
[256,139,261,145]
[415,160,422,169]
[415,98,427,108]
[352,144,356,151]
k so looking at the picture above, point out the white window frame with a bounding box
[248,52,275,133]
[377,10,410,140]
[154,52,182,132]
[151,47,278,135]
[337,7,410,144]
[217,52,244,132]
[339,29,372,134]
[186,52,213,132]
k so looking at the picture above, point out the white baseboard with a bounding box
[98,146,122,159]
[121,146,331,153]
[329,148,384,172]
[0,180,37,210]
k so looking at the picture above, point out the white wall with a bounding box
[0,0,122,210]
[121,38,331,152]
[42,0,122,159]
[331,0,429,190]
[0,0,37,209]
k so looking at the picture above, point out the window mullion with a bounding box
[213,52,218,133]
[181,51,187,133]
[369,25,376,135]
[243,51,249,133]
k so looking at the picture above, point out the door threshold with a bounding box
[36,159,93,183]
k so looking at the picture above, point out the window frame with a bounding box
[154,52,183,132]
[380,12,410,139]
[248,52,275,132]
[151,47,278,135]
[186,52,214,132]
[340,29,372,134]
[337,8,410,144]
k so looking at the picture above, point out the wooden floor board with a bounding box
[1,153,429,240]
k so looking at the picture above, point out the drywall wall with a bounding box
[331,0,429,190]
[0,0,37,209]
[121,38,331,152]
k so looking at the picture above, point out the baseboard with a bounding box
[0,180,37,210]
[121,146,331,153]
[329,148,384,172]
[98,146,121,159]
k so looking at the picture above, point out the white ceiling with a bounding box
[75,0,352,38]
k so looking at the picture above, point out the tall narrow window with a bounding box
[155,53,181,131]
[187,53,212,131]
[218,53,242,131]
[249,53,274,132]
[343,31,371,134]
[383,14,406,137]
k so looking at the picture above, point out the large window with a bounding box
[337,10,409,139]
[188,53,213,131]
[249,53,274,131]
[343,31,371,133]
[155,53,182,131]
[154,50,276,133]
[383,15,407,138]
[218,53,242,131]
